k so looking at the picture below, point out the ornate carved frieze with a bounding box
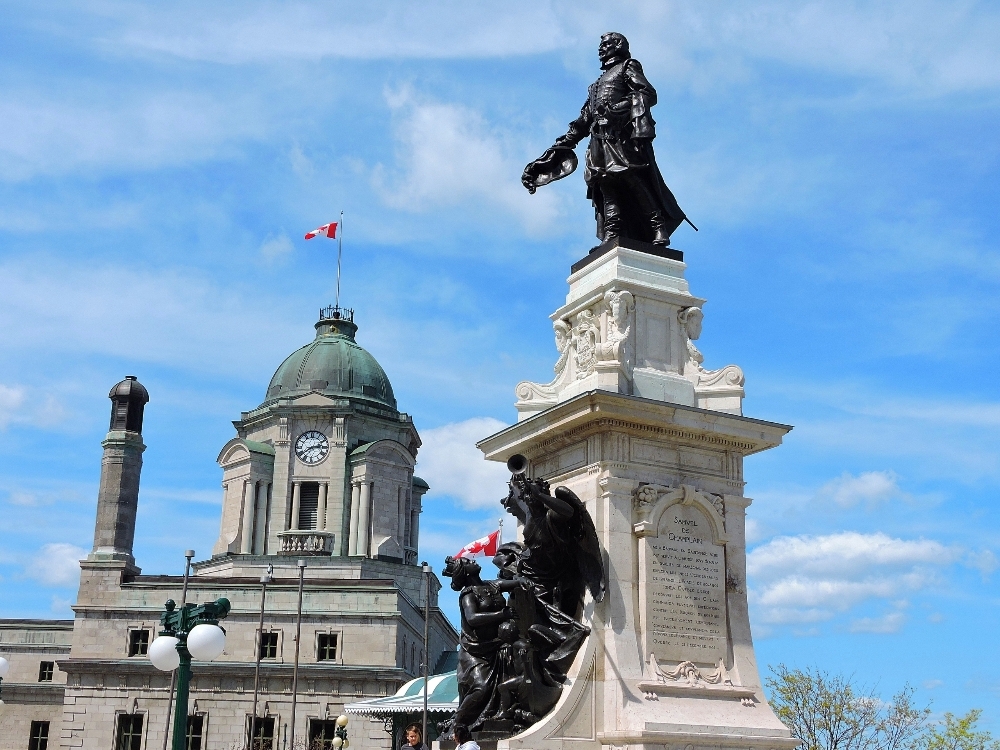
[678,306,745,413]
[516,288,635,410]
[633,483,726,531]
[639,655,757,705]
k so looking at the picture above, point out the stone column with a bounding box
[356,481,372,557]
[347,482,361,556]
[90,431,146,564]
[290,481,301,531]
[317,483,328,532]
[240,480,255,554]
[396,487,406,548]
[89,375,148,568]
[409,508,420,551]
[253,482,268,554]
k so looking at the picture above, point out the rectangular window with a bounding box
[128,629,150,657]
[309,720,339,750]
[250,717,275,750]
[186,715,205,750]
[316,634,337,661]
[259,632,279,659]
[38,661,55,682]
[29,721,50,750]
[115,714,144,750]
[298,482,319,530]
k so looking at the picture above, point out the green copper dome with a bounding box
[265,310,396,409]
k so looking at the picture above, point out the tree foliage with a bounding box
[924,711,1000,750]
[766,665,930,750]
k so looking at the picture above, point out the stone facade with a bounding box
[0,312,459,750]
[0,621,73,750]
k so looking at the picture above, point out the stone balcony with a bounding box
[277,530,334,556]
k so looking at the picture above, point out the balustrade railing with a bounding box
[278,530,334,555]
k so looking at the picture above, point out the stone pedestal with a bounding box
[480,245,796,750]
[514,239,744,422]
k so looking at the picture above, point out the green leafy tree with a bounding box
[923,711,1000,750]
[766,665,930,750]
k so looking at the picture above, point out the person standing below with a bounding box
[452,724,480,750]
[401,724,428,750]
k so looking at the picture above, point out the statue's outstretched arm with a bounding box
[554,101,592,149]
[532,483,574,520]
[522,100,589,193]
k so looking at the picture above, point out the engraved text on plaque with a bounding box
[645,503,727,663]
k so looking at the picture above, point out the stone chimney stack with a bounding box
[87,375,149,567]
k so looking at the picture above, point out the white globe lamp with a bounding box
[0,655,9,704]
[148,636,180,671]
[337,715,349,728]
[187,624,226,661]
[331,738,343,749]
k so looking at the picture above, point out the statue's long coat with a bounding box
[524,56,688,243]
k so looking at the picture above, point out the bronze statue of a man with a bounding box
[522,32,694,247]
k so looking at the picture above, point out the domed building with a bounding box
[0,307,458,750]
[207,307,427,566]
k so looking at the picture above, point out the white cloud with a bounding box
[966,550,999,579]
[557,1,1000,97]
[107,2,568,64]
[142,488,222,506]
[74,1,1000,98]
[0,384,26,428]
[815,471,904,509]
[9,491,39,507]
[372,88,562,231]
[416,417,511,509]
[28,543,87,587]
[0,259,302,381]
[849,610,907,634]
[0,88,269,182]
[0,383,68,431]
[757,380,1000,484]
[747,531,960,626]
[260,234,295,263]
[50,596,74,615]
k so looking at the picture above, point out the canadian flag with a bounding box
[304,222,338,240]
[455,529,501,559]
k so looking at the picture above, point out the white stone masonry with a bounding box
[514,245,745,421]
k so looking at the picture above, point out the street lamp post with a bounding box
[149,597,231,750]
[162,549,196,750]
[421,561,431,747]
[289,560,306,749]
[249,565,273,750]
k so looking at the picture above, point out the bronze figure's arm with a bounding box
[553,101,593,150]
[624,59,657,140]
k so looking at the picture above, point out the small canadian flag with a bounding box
[304,222,338,240]
[455,529,501,559]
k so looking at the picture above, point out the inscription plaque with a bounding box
[643,503,726,663]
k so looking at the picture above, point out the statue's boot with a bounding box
[650,211,671,246]
[602,201,623,241]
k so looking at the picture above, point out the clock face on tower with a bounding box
[294,430,329,464]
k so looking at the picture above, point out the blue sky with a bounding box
[2,0,999,729]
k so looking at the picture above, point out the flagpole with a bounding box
[335,210,344,308]
[498,518,503,547]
